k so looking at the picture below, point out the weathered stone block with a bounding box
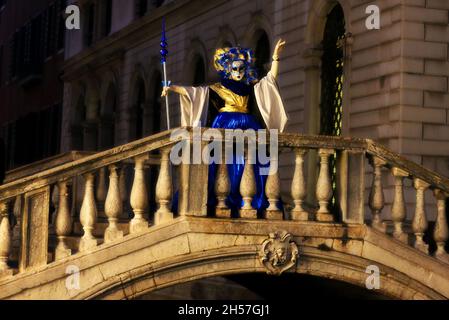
[239,209,257,219]
[424,92,449,108]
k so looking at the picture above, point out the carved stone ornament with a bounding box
[260,230,299,275]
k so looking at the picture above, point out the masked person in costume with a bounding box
[162,39,288,216]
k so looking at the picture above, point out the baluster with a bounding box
[55,181,72,260]
[433,189,449,263]
[391,168,408,243]
[0,201,12,276]
[104,165,124,243]
[291,149,308,221]
[265,157,282,220]
[12,195,22,261]
[119,164,129,219]
[369,156,387,232]
[130,155,149,233]
[412,179,430,253]
[79,172,98,252]
[96,167,107,219]
[155,147,173,225]
[316,149,334,222]
[215,156,231,218]
[239,149,257,219]
[51,184,59,228]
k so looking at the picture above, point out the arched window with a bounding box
[72,94,86,150]
[319,4,345,215]
[254,31,270,79]
[149,72,162,134]
[99,83,117,150]
[100,0,113,37]
[132,78,145,140]
[192,55,206,86]
[83,2,95,47]
[320,4,345,137]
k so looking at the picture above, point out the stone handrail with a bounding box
[4,151,95,184]
[0,127,448,279]
[0,129,179,202]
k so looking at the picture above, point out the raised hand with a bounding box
[273,38,286,60]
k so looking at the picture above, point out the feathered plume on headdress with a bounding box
[213,46,258,84]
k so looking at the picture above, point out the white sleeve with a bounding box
[254,71,289,132]
[179,86,209,127]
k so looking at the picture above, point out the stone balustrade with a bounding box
[0,127,448,279]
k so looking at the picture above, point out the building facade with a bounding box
[61,0,449,221]
[0,0,66,170]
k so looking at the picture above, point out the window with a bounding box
[150,72,162,134]
[101,0,113,37]
[8,0,65,83]
[254,31,270,79]
[72,95,86,150]
[9,18,44,82]
[320,4,345,137]
[8,104,62,168]
[136,0,148,17]
[100,84,117,150]
[134,78,145,139]
[319,4,345,215]
[150,0,164,8]
[192,55,205,86]
[36,0,66,59]
[44,3,56,57]
[29,15,44,74]
[84,3,95,47]
[57,8,65,50]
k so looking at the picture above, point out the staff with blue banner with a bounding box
[160,17,171,129]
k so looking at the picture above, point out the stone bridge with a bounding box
[0,128,448,299]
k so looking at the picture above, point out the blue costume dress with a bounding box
[205,78,270,217]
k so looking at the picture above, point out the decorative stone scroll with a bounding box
[259,230,299,275]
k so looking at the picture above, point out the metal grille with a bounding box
[320,5,345,216]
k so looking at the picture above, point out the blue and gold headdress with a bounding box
[213,47,258,84]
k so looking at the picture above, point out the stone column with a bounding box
[130,155,149,233]
[0,202,12,276]
[391,168,408,243]
[154,147,174,225]
[369,156,387,232]
[265,157,282,220]
[55,181,72,260]
[79,172,98,252]
[433,189,449,263]
[291,149,308,221]
[412,178,430,254]
[239,150,257,219]
[215,158,231,218]
[316,149,334,222]
[104,165,124,243]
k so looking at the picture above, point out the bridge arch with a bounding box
[71,220,445,300]
[87,246,442,300]
[1,218,447,300]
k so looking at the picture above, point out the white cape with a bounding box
[179,71,288,132]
